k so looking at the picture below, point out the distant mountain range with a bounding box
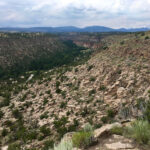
[0,26,149,33]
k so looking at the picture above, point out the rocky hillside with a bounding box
[0,31,150,150]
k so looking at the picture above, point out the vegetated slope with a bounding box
[0,32,85,78]
[0,32,150,149]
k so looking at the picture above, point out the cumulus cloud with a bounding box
[0,0,150,28]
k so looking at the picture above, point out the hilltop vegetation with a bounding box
[0,31,150,149]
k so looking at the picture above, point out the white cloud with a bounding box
[0,0,150,28]
[0,1,6,6]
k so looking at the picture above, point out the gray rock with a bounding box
[105,141,135,149]
[94,122,122,138]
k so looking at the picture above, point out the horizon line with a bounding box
[0,25,149,30]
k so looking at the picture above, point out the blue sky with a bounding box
[0,0,150,28]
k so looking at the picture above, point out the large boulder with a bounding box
[94,122,122,138]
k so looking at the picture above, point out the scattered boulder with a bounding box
[27,74,34,82]
[1,146,8,150]
[20,76,25,79]
[117,87,126,98]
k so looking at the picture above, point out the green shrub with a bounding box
[117,69,122,74]
[101,116,109,124]
[72,131,93,148]
[107,109,115,118]
[0,97,10,107]
[66,111,70,116]
[45,83,48,87]
[43,139,54,150]
[101,109,115,124]
[53,117,68,128]
[14,125,27,142]
[68,124,77,132]
[73,119,79,127]
[40,112,49,119]
[53,117,68,138]
[0,110,4,119]
[56,88,61,94]
[87,65,94,71]
[89,77,96,82]
[81,107,89,117]
[60,102,67,109]
[4,120,13,127]
[110,126,124,135]
[120,41,124,45]
[49,94,53,98]
[8,143,21,150]
[32,93,36,98]
[99,85,106,91]
[56,81,60,88]
[89,89,96,96]
[46,90,51,94]
[126,120,150,144]
[145,36,149,40]
[12,109,22,119]
[102,45,108,50]
[40,125,51,137]
[75,68,78,72]
[19,93,27,102]
[27,130,38,140]
[2,128,8,137]
[23,101,32,108]
[94,124,102,129]
[43,98,48,105]
[57,127,68,138]
[61,91,66,98]
[144,101,150,122]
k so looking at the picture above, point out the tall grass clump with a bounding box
[50,139,73,150]
[110,126,124,135]
[126,120,150,144]
[72,123,94,148]
[83,123,93,132]
[72,131,93,148]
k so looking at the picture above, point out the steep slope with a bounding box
[0,32,150,149]
[0,33,62,69]
[0,33,85,77]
